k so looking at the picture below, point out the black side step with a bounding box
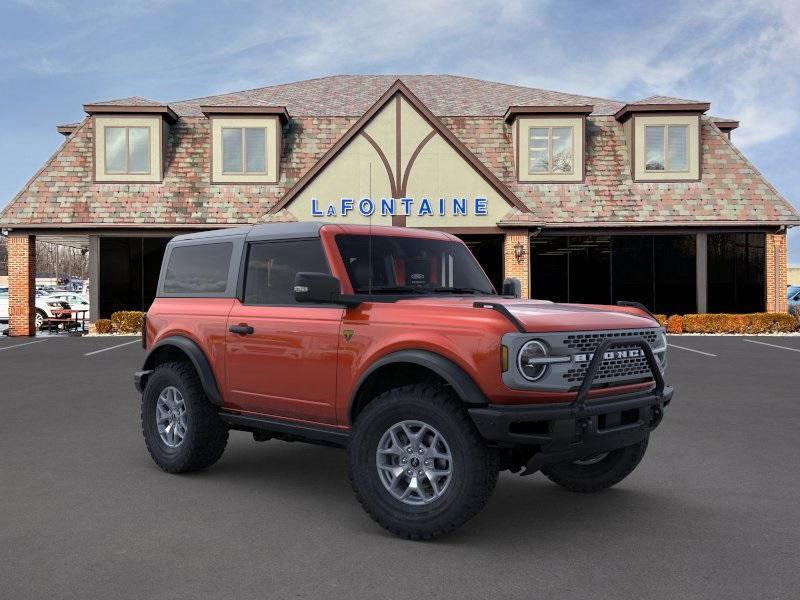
[219,411,350,447]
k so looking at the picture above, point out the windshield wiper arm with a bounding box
[354,285,429,294]
[430,287,494,295]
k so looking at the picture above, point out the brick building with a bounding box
[1,75,798,335]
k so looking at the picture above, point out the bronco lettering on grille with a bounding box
[574,348,645,363]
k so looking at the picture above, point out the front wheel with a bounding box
[541,437,649,493]
[348,384,498,540]
[141,361,229,473]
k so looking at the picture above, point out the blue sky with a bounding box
[1,0,798,260]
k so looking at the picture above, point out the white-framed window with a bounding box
[94,115,162,182]
[528,126,574,175]
[104,126,151,175]
[221,127,268,174]
[644,124,689,172]
[210,116,279,184]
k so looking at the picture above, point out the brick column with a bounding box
[765,232,788,313]
[502,229,530,298]
[8,234,36,336]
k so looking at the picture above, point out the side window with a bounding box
[162,242,233,294]
[243,239,329,305]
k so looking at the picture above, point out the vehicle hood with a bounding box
[395,296,659,332]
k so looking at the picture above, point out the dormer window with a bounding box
[84,101,175,183]
[201,106,289,184]
[222,127,268,174]
[105,126,151,174]
[528,126,573,174]
[644,124,688,172]
[505,106,591,184]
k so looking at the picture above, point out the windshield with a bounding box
[335,234,495,295]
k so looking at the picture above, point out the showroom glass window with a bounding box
[707,233,765,312]
[528,127,573,174]
[644,125,688,172]
[104,126,150,174]
[530,235,696,314]
[243,240,329,305]
[222,127,268,174]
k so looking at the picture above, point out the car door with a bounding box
[225,238,343,425]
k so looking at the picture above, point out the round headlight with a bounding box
[518,340,549,381]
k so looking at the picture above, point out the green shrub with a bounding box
[94,319,113,334]
[110,311,144,333]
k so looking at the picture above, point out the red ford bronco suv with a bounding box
[136,222,672,539]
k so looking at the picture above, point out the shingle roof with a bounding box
[1,75,796,229]
[168,74,626,117]
[86,96,164,107]
[631,95,707,105]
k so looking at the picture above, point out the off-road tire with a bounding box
[141,361,229,473]
[541,436,649,493]
[348,384,498,540]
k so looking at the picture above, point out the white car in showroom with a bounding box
[0,287,73,329]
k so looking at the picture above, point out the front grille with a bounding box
[562,329,659,385]
[563,329,658,352]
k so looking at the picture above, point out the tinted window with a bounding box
[244,240,329,305]
[335,234,494,295]
[163,242,232,294]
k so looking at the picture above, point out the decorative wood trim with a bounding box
[504,104,593,123]
[83,103,178,122]
[270,79,530,214]
[614,102,710,122]
[399,130,436,197]
[200,105,290,123]
[360,130,397,199]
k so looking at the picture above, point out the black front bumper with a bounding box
[469,386,671,474]
[469,335,672,475]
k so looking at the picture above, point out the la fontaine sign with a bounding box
[311,196,489,218]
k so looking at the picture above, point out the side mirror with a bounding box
[501,277,521,298]
[294,272,342,304]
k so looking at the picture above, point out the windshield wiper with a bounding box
[354,285,429,294]
[429,287,494,295]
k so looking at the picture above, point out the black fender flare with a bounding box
[349,349,489,422]
[140,336,223,405]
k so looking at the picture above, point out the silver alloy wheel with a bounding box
[376,420,453,506]
[156,386,188,448]
[35,311,44,329]
[573,452,610,466]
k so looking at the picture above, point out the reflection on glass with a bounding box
[551,127,573,173]
[245,128,266,173]
[528,127,548,173]
[667,125,688,171]
[222,128,243,173]
[645,126,665,170]
[128,127,150,173]
[104,127,127,173]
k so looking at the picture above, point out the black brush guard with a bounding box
[468,337,672,475]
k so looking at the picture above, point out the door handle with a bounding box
[229,324,254,335]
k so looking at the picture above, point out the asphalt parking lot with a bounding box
[1,335,799,599]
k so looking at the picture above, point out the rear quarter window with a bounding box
[162,242,233,295]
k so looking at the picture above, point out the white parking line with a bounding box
[667,343,717,357]
[0,339,49,352]
[743,339,800,353]
[84,340,140,356]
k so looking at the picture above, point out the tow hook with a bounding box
[650,406,663,427]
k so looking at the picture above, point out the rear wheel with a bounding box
[541,437,649,493]
[348,384,498,540]
[141,361,228,473]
